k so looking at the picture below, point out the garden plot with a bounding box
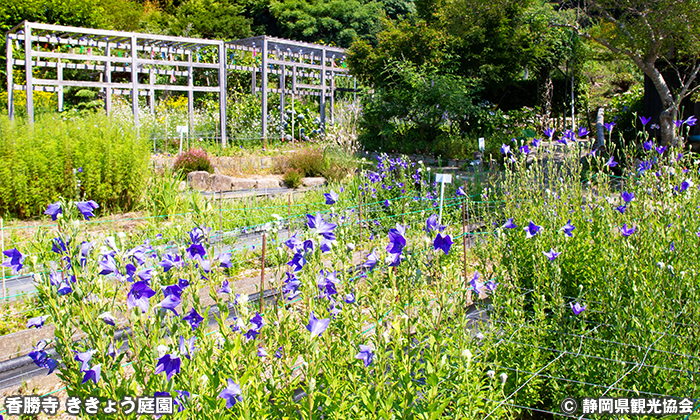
[1,146,699,419]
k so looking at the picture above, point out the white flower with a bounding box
[156,344,169,358]
[499,373,508,384]
[346,243,355,252]
[462,349,473,359]
[476,332,485,341]
[487,370,495,379]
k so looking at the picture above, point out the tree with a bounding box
[563,0,700,145]
[269,0,383,47]
[169,0,252,39]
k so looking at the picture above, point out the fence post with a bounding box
[260,233,266,313]
[1,217,4,300]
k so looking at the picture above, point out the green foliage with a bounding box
[282,167,303,188]
[287,146,325,177]
[269,0,384,47]
[0,113,150,219]
[173,147,214,176]
[170,0,252,39]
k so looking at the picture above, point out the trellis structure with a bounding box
[225,35,351,141]
[5,21,355,147]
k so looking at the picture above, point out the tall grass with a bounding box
[0,113,150,219]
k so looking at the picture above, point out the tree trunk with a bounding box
[635,57,678,145]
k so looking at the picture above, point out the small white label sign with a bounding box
[478,137,485,151]
[436,173,452,183]
[177,125,188,134]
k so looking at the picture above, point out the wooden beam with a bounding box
[25,22,34,122]
[261,37,268,144]
[6,34,14,120]
[130,35,139,129]
[218,42,227,148]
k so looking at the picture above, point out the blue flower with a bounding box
[502,218,517,229]
[363,249,378,271]
[27,316,47,329]
[561,220,575,237]
[44,202,62,221]
[183,308,204,330]
[2,248,25,275]
[82,364,101,384]
[218,379,243,408]
[355,345,374,367]
[543,248,561,261]
[127,281,156,313]
[621,191,634,203]
[324,189,339,205]
[155,354,181,382]
[524,221,541,238]
[621,224,636,237]
[306,311,330,338]
[75,201,99,220]
[433,232,453,255]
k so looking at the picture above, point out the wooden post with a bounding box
[7,34,14,120]
[280,63,286,141]
[24,22,34,123]
[149,71,156,113]
[188,51,194,137]
[130,35,139,130]
[260,233,266,313]
[261,37,268,148]
[320,49,326,132]
[104,44,111,115]
[57,58,64,112]
[288,192,292,220]
[218,42,228,148]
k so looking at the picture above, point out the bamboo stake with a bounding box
[260,233,266,313]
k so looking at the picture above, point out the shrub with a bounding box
[282,167,303,188]
[173,147,213,176]
[287,147,325,177]
[0,113,150,218]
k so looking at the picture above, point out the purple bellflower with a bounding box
[127,281,156,313]
[562,220,575,237]
[306,311,330,338]
[159,253,184,272]
[363,248,378,271]
[571,301,587,315]
[155,354,181,382]
[433,232,453,255]
[543,248,561,262]
[640,116,651,126]
[218,379,243,408]
[179,336,196,359]
[307,213,337,240]
[324,189,339,205]
[605,156,618,167]
[27,316,47,329]
[524,221,541,238]
[98,311,116,326]
[621,191,635,203]
[355,345,374,367]
[74,350,94,371]
[621,224,636,237]
[544,127,555,139]
[502,218,517,229]
[577,126,590,137]
[159,293,182,315]
[386,226,407,254]
[44,202,62,220]
[426,214,439,234]
[643,140,653,151]
[76,201,99,220]
[604,122,615,132]
[2,248,25,275]
[183,308,204,330]
[218,280,231,294]
[82,364,101,384]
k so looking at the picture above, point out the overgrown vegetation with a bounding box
[173,147,214,176]
[0,113,149,218]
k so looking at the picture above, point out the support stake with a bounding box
[260,233,266,313]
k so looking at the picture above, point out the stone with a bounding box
[256,179,280,189]
[301,177,326,187]
[187,171,210,191]
[230,178,257,189]
[209,174,233,192]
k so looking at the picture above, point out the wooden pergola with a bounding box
[5,21,355,147]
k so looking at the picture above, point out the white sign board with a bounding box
[435,173,453,184]
[478,137,485,151]
[176,125,188,134]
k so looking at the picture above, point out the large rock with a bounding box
[256,179,280,189]
[301,177,326,187]
[187,171,210,191]
[210,174,233,192]
[230,178,257,189]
